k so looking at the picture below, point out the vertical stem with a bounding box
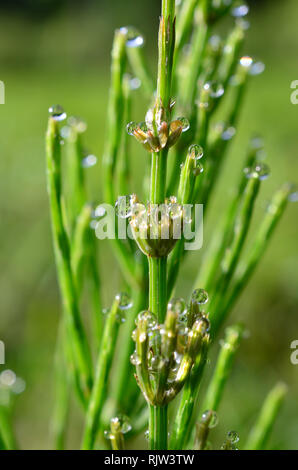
[147,0,175,452]
[148,256,167,323]
[149,405,168,450]
[81,298,121,450]
[150,148,168,204]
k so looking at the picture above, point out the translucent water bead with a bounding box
[120,27,144,48]
[111,415,132,434]
[81,154,97,168]
[240,56,253,68]
[115,195,134,218]
[288,184,298,202]
[68,116,87,133]
[204,81,224,99]
[176,117,190,132]
[201,410,218,429]
[227,430,240,444]
[168,298,186,315]
[188,144,204,161]
[231,2,249,18]
[49,104,67,121]
[244,162,270,180]
[116,292,133,310]
[191,288,209,305]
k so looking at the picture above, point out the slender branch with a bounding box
[81,297,121,450]
[149,405,168,450]
[244,383,287,450]
[46,117,93,404]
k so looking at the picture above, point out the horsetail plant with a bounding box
[33,0,297,452]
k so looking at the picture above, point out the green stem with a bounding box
[0,407,17,450]
[46,117,93,404]
[169,337,208,449]
[149,405,168,450]
[51,324,70,450]
[148,256,167,323]
[222,183,291,317]
[81,298,121,450]
[146,0,175,451]
[150,149,168,204]
[202,325,243,412]
[244,383,287,450]
[180,11,208,110]
[111,282,146,414]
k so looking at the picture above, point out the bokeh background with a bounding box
[0,0,297,449]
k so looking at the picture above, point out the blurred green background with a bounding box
[0,0,297,449]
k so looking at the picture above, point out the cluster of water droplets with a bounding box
[126,108,190,153]
[188,144,204,176]
[200,81,225,110]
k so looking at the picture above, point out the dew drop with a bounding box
[244,162,270,180]
[193,163,204,176]
[170,98,176,109]
[82,154,97,168]
[138,121,148,132]
[60,126,71,138]
[227,430,239,444]
[201,410,218,429]
[112,415,132,434]
[130,352,141,366]
[0,370,16,387]
[221,126,236,141]
[94,205,106,218]
[188,144,204,161]
[116,292,133,310]
[191,288,209,305]
[168,298,186,315]
[200,316,210,334]
[144,430,149,441]
[115,195,133,218]
[104,430,115,440]
[137,310,157,328]
[89,220,98,230]
[130,77,141,90]
[168,201,183,219]
[120,26,144,48]
[68,116,87,133]
[240,56,253,68]
[288,184,298,202]
[49,104,67,121]
[250,135,264,150]
[176,117,190,132]
[11,377,26,395]
[250,61,265,76]
[231,3,249,18]
[204,81,224,99]
[126,121,138,136]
